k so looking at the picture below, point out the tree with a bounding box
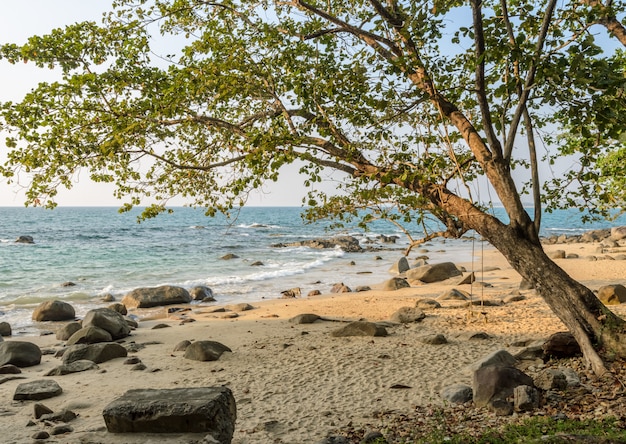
[1,0,625,376]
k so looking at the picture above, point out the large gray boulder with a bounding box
[32,300,76,322]
[406,262,462,283]
[0,341,42,367]
[122,285,192,309]
[184,341,232,362]
[102,387,236,442]
[62,342,127,364]
[82,308,131,339]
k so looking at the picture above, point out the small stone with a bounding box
[14,380,63,401]
[173,340,191,352]
[151,323,171,329]
[32,431,50,440]
[34,403,54,419]
[50,424,73,435]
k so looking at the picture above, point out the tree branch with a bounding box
[471,0,503,158]
[503,0,558,159]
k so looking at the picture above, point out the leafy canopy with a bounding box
[0,0,624,232]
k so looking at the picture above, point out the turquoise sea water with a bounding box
[1,206,624,333]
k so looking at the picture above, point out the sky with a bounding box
[0,2,615,210]
[0,1,317,207]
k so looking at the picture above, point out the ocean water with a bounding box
[1,206,624,333]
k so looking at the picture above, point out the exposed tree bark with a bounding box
[416,184,626,376]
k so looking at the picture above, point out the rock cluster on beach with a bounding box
[0,228,624,442]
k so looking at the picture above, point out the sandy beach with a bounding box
[1,240,625,443]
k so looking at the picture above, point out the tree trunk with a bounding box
[429,187,626,376]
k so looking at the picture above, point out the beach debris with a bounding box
[51,424,74,435]
[103,387,236,440]
[0,341,42,367]
[272,235,363,252]
[390,307,426,324]
[456,272,475,285]
[469,349,518,373]
[502,293,526,304]
[173,340,191,352]
[437,288,470,301]
[440,383,473,404]
[14,379,63,401]
[381,277,410,291]
[388,256,410,275]
[122,285,192,308]
[0,364,21,374]
[83,308,131,340]
[227,303,254,312]
[183,340,231,362]
[330,283,351,293]
[597,284,626,305]
[151,323,170,329]
[548,249,566,259]
[34,403,53,419]
[465,299,502,307]
[514,385,541,412]
[415,298,441,310]
[14,235,34,244]
[542,331,581,359]
[32,300,76,322]
[107,302,127,315]
[472,365,534,410]
[610,226,626,241]
[330,321,388,337]
[66,326,112,345]
[0,322,11,337]
[190,285,215,301]
[418,333,448,345]
[32,431,49,440]
[534,368,568,391]
[519,278,535,290]
[100,293,115,302]
[280,287,301,298]
[62,342,127,365]
[45,360,99,376]
[55,321,82,341]
[123,356,141,365]
[39,408,77,423]
[220,253,239,260]
[406,262,462,284]
[289,313,321,324]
